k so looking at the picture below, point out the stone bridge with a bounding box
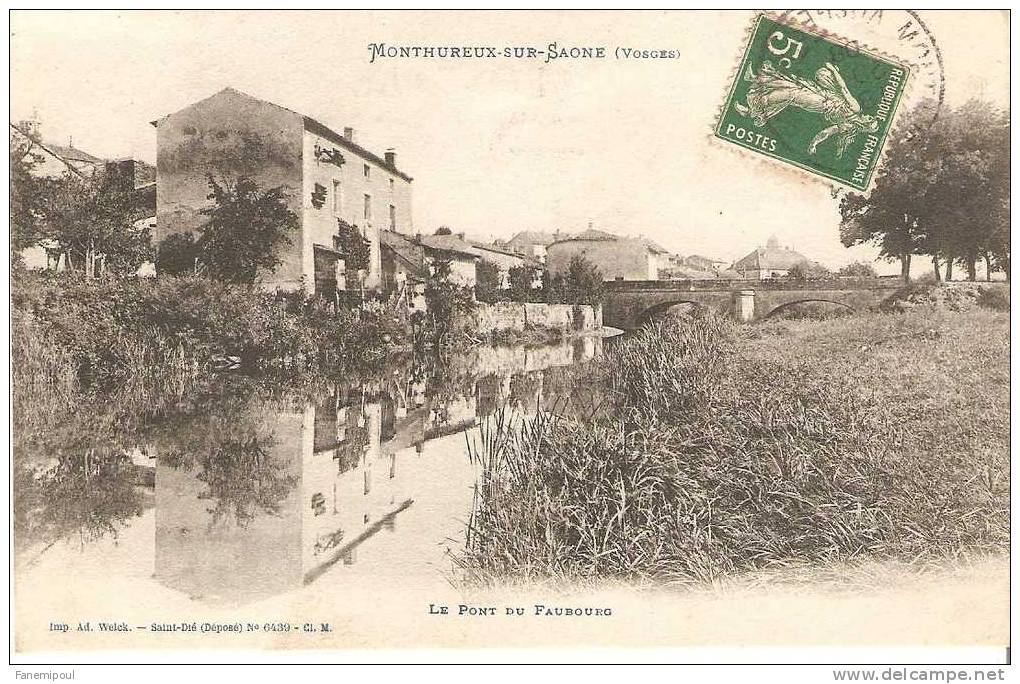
[602,278,905,329]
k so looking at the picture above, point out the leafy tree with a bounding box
[933,100,1009,281]
[13,448,146,550]
[475,259,502,303]
[434,226,453,236]
[508,264,542,302]
[196,175,298,284]
[787,261,832,280]
[194,434,298,527]
[563,254,605,305]
[334,219,370,273]
[156,231,200,276]
[42,170,152,277]
[418,257,475,344]
[10,132,50,267]
[839,100,1008,282]
[836,261,879,278]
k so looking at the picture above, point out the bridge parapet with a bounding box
[604,277,904,293]
[602,277,906,329]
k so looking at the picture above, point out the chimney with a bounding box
[343,127,355,142]
[17,119,40,141]
[384,148,396,167]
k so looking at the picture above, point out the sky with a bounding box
[10,10,1010,272]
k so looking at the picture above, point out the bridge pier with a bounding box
[732,289,755,323]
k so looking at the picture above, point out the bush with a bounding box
[977,284,1010,311]
[11,271,405,388]
[787,261,833,280]
[836,261,879,278]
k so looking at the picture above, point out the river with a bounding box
[13,336,604,647]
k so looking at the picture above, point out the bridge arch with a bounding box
[761,298,856,320]
[637,299,719,327]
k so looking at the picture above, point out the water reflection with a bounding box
[14,336,602,605]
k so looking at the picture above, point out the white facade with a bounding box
[301,129,413,291]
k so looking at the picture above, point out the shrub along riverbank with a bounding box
[461,304,1009,585]
[12,272,409,390]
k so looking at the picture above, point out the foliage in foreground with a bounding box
[461,309,1009,585]
[11,271,407,391]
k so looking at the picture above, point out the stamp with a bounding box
[715,14,910,191]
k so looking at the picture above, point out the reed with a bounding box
[459,310,1009,585]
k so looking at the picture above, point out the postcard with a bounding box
[9,9,1010,668]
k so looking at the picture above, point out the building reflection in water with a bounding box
[145,336,603,605]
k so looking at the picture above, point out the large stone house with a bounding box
[152,87,413,296]
[545,228,668,281]
[730,236,811,280]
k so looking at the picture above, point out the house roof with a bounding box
[732,238,810,272]
[686,254,725,264]
[469,240,542,265]
[302,116,413,183]
[416,233,479,259]
[46,143,104,165]
[507,230,563,247]
[11,124,99,178]
[380,230,426,274]
[553,228,670,254]
[151,87,413,182]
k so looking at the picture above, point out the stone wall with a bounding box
[467,302,602,336]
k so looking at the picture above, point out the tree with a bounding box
[836,261,879,278]
[508,264,542,302]
[434,226,453,236]
[838,99,1008,282]
[933,100,1009,281]
[196,175,298,284]
[334,219,370,273]
[475,259,502,303]
[547,255,605,306]
[42,170,152,277]
[787,261,832,280]
[156,231,200,276]
[419,257,475,343]
[10,132,50,267]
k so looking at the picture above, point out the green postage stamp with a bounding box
[716,15,910,190]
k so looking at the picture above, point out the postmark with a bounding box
[715,14,910,191]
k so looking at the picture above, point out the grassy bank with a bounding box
[460,306,1009,585]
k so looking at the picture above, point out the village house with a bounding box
[730,235,811,280]
[545,228,669,281]
[380,229,479,296]
[152,87,413,296]
[504,230,568,263]
[468,239,542,288]
[11,119,156,271]
[683,254,727,272]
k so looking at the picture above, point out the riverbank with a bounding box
[460,305,1010,585]
[11,271,604,395]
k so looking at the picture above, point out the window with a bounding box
[389,204,396,230]
[389,178,394,192]
[363,194,372,222]
[363,164,370,178]
[332,180,341,213]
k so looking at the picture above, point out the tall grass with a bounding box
[459,310,1009,586]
